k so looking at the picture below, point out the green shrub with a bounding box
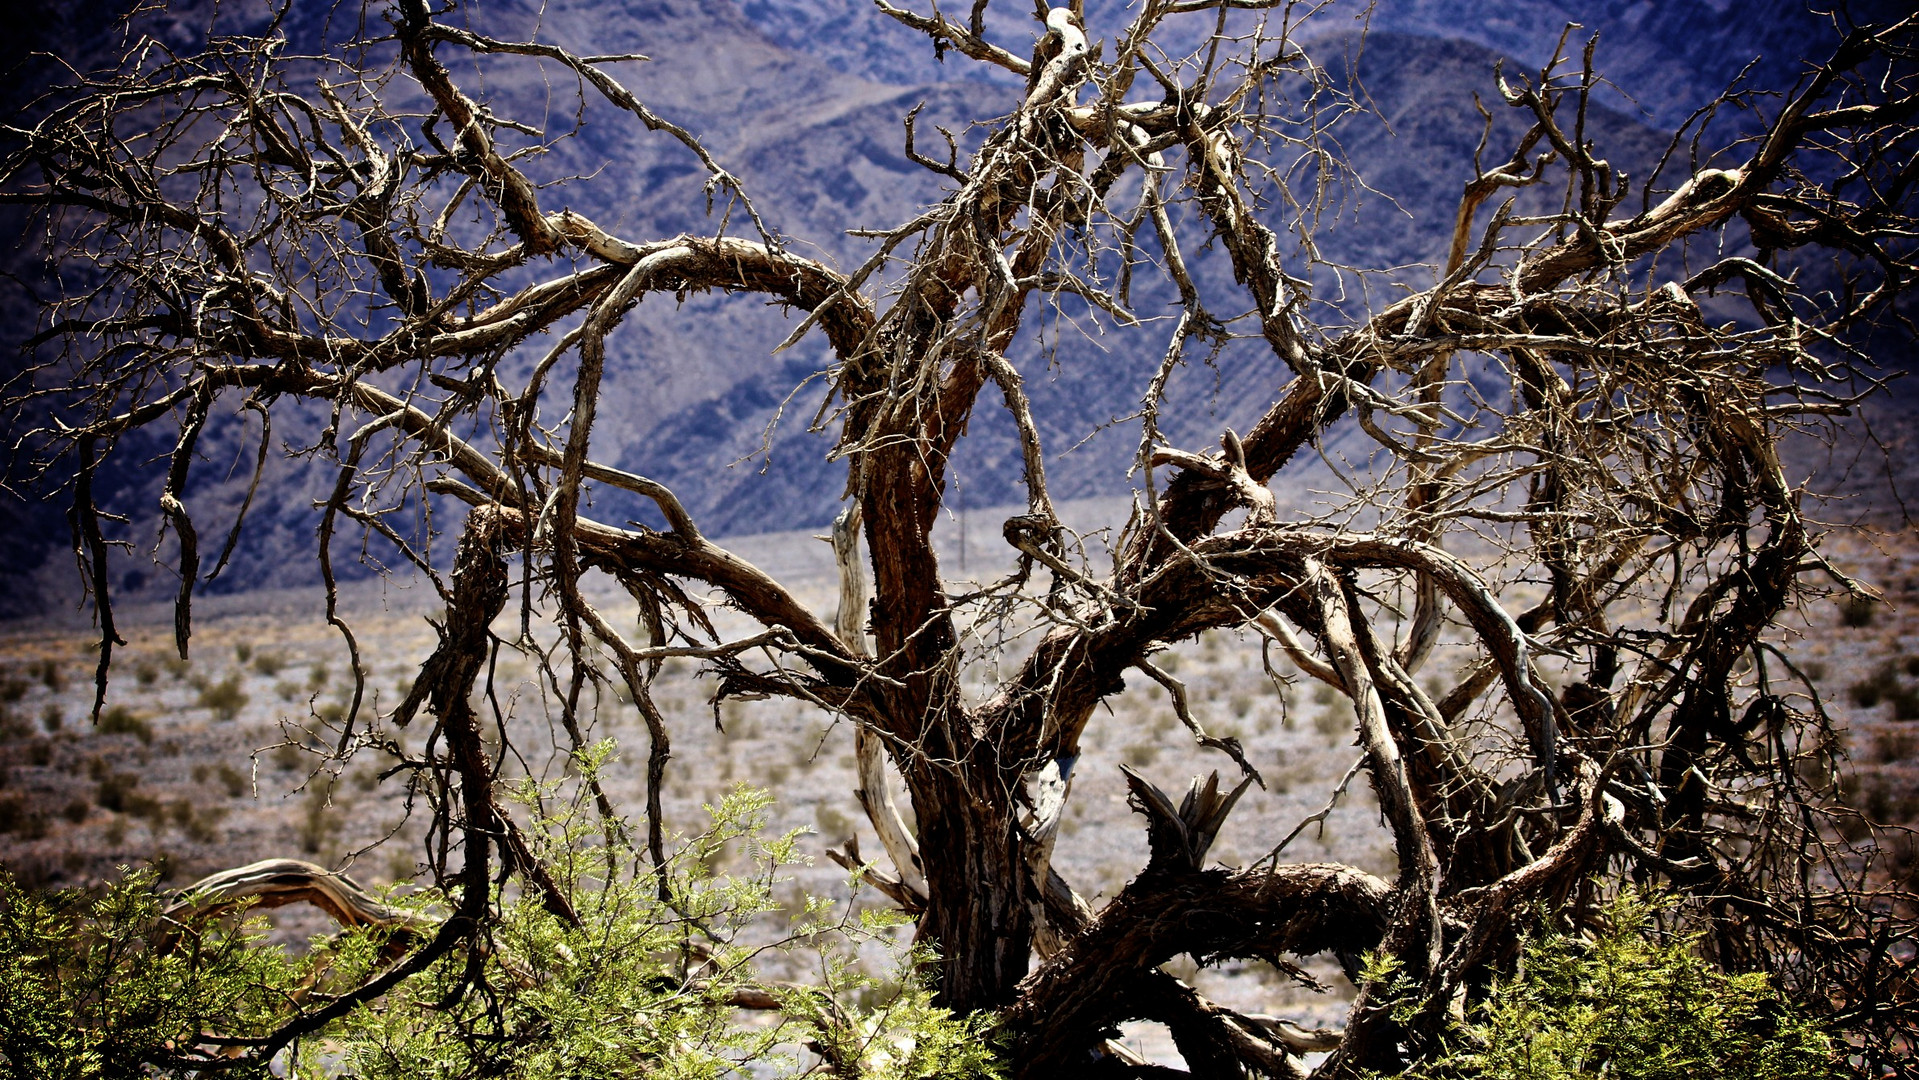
[0,707,31,743]
[96,706,152,745]
[0,794,25,834]
[1841,596,1877,627]
[295,788,339,855]
[32,660,64,692]
[167,798,225,844]
[1399,892,1837,1080]
[335,781,1003,1080]
[216,762,250,798]
[0,867,300,1079]
[1313,703,1348,741]
[196,674,249,722]
[0,778,1004,1080]
[271,741,305,772]
[94,773,143,815]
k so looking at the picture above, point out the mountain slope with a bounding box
[1,0,1901,614]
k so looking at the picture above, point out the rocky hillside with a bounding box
[0,0,1903,614]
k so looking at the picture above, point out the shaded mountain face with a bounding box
[0,0,1001,609]
[0,0,1880,611]
[736,0,1892,127]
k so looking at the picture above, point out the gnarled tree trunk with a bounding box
[8,1,1917,1074]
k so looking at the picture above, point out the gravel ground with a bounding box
[5,509,1918,1060]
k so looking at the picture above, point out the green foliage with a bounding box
[0,868,301,1080]
[0,765,1004,1080]
[1404,892,1838,1080]
[97,705,152,744]
[339,776,1003,1080]
[195,675,249,722]
[94,772,157,819]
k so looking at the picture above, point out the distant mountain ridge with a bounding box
[0,0,1891,614]
[736,0,1880,127]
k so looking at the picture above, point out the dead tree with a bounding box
[5,1,1916,1074]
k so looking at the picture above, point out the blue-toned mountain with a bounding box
[0,0,1895,612]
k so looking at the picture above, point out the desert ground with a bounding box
[5,502,1918,1043]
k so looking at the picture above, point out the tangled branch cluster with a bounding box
[3,0,1915,1075]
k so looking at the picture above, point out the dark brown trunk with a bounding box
[910,768,1039,1010]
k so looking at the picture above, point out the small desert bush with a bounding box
[96,706,152,745]
[1313,705,1348,742]
[269,740,306,772]
[0,782,1006,1080]
[190,761,249,797]
[167,798,225,844]
[1847,662,1919,718]
[196,674,250,722]
[1391,891,1837,1080]
[31,659,64,692]
[0,794,27,834]
[94,773,159,821]
[1841,595,1877,628]
[217,762,249,798]
[1874,727,1917,764]
[0,866,304,1078]
[296,788,341,855]
[0,707,32,743]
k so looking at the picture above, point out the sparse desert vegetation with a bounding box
[0,0,1913,1073]
[4,517,1918,1033]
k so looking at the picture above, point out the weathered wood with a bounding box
[168,859,425,934]
[16,2,1917,1073]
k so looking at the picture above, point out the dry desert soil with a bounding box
[4,508,1919,1038]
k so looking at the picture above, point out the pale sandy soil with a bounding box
[4,506,1918,1048]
